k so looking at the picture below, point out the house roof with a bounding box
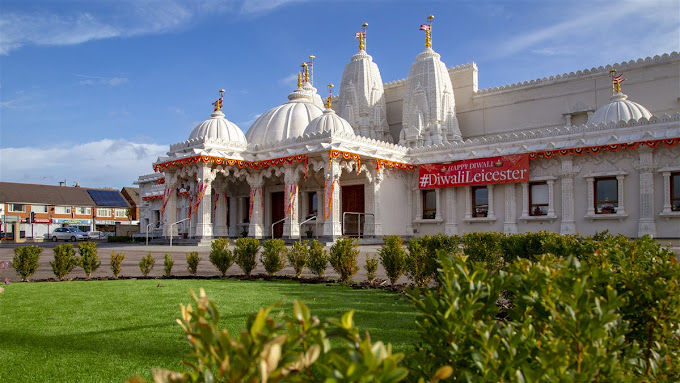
[121,187,139,206]
[0,182,95,206]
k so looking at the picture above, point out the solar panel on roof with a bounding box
[87,190,128,207]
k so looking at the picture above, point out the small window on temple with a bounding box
[529,182,549,216]
[671,172,680,212]
[595,177,618,214]
[422,190,436,219]
[472,186,488,217]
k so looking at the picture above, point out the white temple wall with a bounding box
[378,174,409,236]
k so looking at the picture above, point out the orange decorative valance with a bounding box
[376,158,416,172]
[329,150,361,174]
[142,195,163,201]
[153,154,308,176]
[529,138,679,160]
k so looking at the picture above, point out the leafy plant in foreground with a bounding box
[261,239,287,276]
[163,253,174,277]
[234,237,260,277]
[329,237,359,284]
[127,289,418,383]
[51,244,77,281]
[287,240,308,278]
[307,239,328,278]
[186,252,200,275]
[77,242,100,279]
[209,238,233,277]
[139,252,155,277]
[12,245,42,282]
[110,251,125,279]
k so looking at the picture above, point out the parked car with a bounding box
[86,231,101,239]
[51,227,89,242]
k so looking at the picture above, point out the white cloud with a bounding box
[0,139,167,189]
[279,72,299,87]
[0,88,44,110]
[240,0,304,15]
[237,113,262,129]
[76,74,129,87]
[497,1,679,59]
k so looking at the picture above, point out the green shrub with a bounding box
[12,245,42,282]
[378,235,407,285]
[139,252,155,277]
[405,238,433,287]
[364,254,378,285]
[128,289,413,383]
[461,232,504,272]
[109,251,125,279]
[261,239,287,276]
[234,237,260,277]
[186,252,200,275]
[287,241,308,278]
[209,238,233,277]
[51,244,77,281]
[307,239,328,278]
[77,242,100,279]
[329,237,359,284]
[163,253,174,277]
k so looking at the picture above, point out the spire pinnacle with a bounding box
[326,84,334,109]
[297,72,302,88]
[212,89,225,112]
[355,23,368,51]
[307,55,315,85]
[609,69,625,95]
[420,15,434,48]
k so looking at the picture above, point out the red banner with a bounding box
[419,155,529,189]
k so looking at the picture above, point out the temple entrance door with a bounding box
[271,192,285,238]
[341,184,365,236]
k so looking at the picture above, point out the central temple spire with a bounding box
[420,15,434,48]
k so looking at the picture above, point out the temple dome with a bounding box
[304,108,354,136]
[246,87,324,145]
[188,110,247,145]
[587,92,653,125]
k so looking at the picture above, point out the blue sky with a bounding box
[1,0,678,189]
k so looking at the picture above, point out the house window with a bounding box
[672,172,680,212]
[31,205,48,213]
[422,190,436,219]
[8,204,25,212]
[97,208,111,217]
[77,207,92,215]
[115,209,127,218]
[308,192,318,217]
[529,182,549,216]
[472,186,488,217]
[55,206,71,214]
[595,177,618,214]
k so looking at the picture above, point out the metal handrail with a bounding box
[145,222,154,246]
[342,212,375,238]
[169,218,190,246]
[298,215,318,239]
[271,217,286,239]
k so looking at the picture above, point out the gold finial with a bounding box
[326,84,334,109]
[609,69,625,95]
[297,72,302,88]
[212,89,224,112]
[421,15,434,48]
[356,23,368,51]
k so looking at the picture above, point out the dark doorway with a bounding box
[271,191,285,238]
[341,184,365,236]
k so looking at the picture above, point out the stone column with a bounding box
[323,159,342,238]
[162,186,177,238]
[504,184,518,234]
[228,196,237,237]
[215,190,228,237]
[372,170,384,237]
[560,158,577,235]
[247,174,265,239]
[520,183,529,218]
[283,168,301,239]
[195,167,215,242]
[444,187,458,235]
[636,147,656,237]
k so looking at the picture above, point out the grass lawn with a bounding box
[0,279,417,382]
